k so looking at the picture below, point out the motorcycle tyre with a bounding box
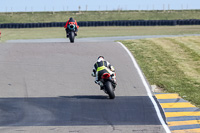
[105,81,115,99]
[69,31,75,43]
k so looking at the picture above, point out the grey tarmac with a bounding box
[0,41,167,132]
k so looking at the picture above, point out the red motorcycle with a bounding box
[67,22,77,43]
[100,73,116,99]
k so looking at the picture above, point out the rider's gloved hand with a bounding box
[110,66,115,72]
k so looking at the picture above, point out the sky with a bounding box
[0,0,200,12]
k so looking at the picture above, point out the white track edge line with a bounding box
[117,42,171,133]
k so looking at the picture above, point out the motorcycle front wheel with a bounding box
[69,31,75,43]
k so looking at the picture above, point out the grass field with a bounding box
[121,36,200,107]
[1,26,200,42]
[1,10,200,23]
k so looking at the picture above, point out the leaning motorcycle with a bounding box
[100,73,116,99]
[67,23,77,43]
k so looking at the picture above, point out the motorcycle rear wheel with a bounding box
[105,81,115,99]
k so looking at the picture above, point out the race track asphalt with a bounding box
[0,40,167,133]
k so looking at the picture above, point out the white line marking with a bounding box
[118,42,171,133]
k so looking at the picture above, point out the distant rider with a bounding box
[64,17,79,38]
[92,56,116,89]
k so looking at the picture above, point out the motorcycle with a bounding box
[67,23,77,43]
[99,73,116,99]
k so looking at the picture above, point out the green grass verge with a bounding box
[1,10,200,23]
[1,26,200,42]
[121,36,200,107]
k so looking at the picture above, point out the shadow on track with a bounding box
[0,96,166,126]
[60,95,108,99]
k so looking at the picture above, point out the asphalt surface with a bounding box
[0,40,167,132]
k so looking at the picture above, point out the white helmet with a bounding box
[97,56,104,62]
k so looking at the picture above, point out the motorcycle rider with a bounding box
[64,17,79,38]
[92,56,116,89]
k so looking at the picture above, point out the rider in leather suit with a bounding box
[92,56,116,89]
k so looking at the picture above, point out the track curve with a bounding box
[0,41,167,132]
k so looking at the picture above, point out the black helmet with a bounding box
[69,17,75,22]
[69,17,74,20]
